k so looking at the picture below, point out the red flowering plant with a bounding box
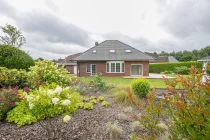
[0,86,22,120]
[127,88,165,139]
[163,65,210,139]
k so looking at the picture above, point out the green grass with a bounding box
[79,74,189,88]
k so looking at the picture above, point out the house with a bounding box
[145,52,178,63]
[54,53,81,74]
[73,40,155,77]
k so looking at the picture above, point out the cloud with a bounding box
[0,0,91,59]
[0,0,18,19]
[17,12,90,46]
[159,0,210,38]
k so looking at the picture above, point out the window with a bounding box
[116,63,120,72]
[87,64,96,73]
[106,63,109,72]
[125,50,131,53]
[93,50,96,53]
[106,61,124,73]
[111,63,115,72]
[86,64,91,73]
[122,63,124,72]
[92,64,96,74]
[110,50,115,53]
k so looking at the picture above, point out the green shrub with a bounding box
[102,101,109,107]
[6,100,37,127]
[131,79,150,97]
[97,96,104,102]
[6,84,82,126]
[0,87,21,120]
[27,60,71,88]
[84,102,94,110]
[0,67,28,88]
[0,44,34,70]
[174,66,190,74]
[113,90,136,106]
[90,99,97,104]
[89,73,108,91]
[149,61,202,73]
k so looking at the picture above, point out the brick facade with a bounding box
[77,61,149,77]
[65,65,74,74]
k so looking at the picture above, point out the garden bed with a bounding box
[0,91,140,140]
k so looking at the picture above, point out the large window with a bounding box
[106,61,124,73]
[86,64,96,73]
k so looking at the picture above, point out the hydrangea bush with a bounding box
[7,84,82,127]
[27,60,71,88]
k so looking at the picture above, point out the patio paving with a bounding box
[122,73,176,79]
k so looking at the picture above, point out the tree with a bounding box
[0,44,34,70]
[0,24,26,48]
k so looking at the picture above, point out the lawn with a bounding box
[79,74,189,88]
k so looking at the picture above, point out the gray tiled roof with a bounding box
[73,40,155,61]
[168,56,179,62]
[197,55,210,61]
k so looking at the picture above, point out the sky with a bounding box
[0,0,210,60]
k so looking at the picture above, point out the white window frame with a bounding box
[106,61,124,73]
[86,64,96,73]
[130,64,143,76]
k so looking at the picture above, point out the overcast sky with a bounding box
[0,0,210,60]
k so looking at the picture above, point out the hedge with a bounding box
[149,61,203,73]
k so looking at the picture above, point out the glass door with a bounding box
[131,65,142,76]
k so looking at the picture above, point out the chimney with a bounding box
[95,42,99,46]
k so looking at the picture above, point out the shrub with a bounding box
[97,96,104,102]
[102,101,109,107]
[90,99,97,104]
[117,113,128,121]
[106,122,124,140]
[0,67,28,88]
[130,89,165,138]
[163,66,210,139]
[0,87,21,120]
[131,78,150,97]
[84,102,94,110]
[113,90,136,106]
[0,44,34,70]
[89,73,108,91]
[149,61,202,73]
[174,66,190,74]
[27,60,71,88]
[6,84,82,126]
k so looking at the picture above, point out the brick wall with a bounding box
[77,61,149,77]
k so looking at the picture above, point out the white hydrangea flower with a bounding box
[62,99,71,106]
[26,95,34,102]
[48,90,55,96]
[63,115,71,123]
[157,122,168,130]
[65,87,70,90]
[54,86,62,94]
[52,98,59,104]
[29,102,34,110]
